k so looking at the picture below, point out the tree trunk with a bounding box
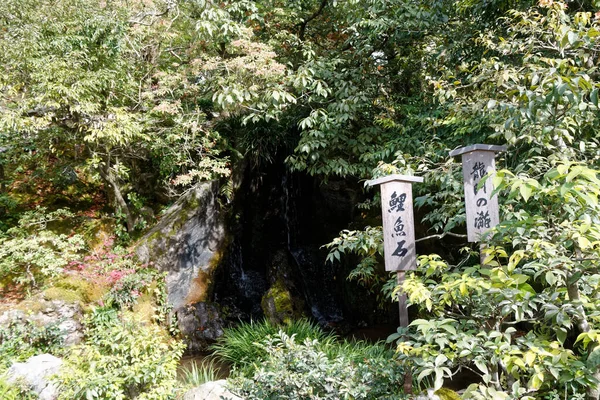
[100,165,135,232]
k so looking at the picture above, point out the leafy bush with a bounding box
[211,319,336,373]
[0,320,64,369]
[56,307,185,400]
[0,207,85,287]
[104,268,157,309]
[0,374,36,400]
[230,331,405,400]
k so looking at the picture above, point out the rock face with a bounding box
[7,354,62,400]
[136,181,226,350]
[183,380,243,400]
[0,299,84,345]
[176,302,224,353]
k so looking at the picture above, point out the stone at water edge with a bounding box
[6,354,62,400]
[183,380,243,400]
[176,302,224,353]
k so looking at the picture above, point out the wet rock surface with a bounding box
[176,302,224,353]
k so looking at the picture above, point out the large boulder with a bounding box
[136,181,227,349]
[183,380,243,400]
[6,354,62,400]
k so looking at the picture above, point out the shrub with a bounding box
[0,374,36,400]
[0,320,64,369]
[0,208,85,287]
[56,307,185,400]
[230,331,406,400]
[104,268,156,309]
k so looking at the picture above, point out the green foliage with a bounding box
[56,307,185,400]
[230,331,405,400]
[0,320,64,369]
[388,162,600,396]
[0,207,85,287]
[104,268,157,310]
[178,359,222,388]
[211,319,336,373]
[0,374,37,400]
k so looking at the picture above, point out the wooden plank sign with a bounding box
[366,174,424,271]
[449,144,506,242]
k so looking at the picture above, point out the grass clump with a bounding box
[211,319,336,372]
[179,359,222,388]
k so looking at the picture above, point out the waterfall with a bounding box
[281,171,343,325]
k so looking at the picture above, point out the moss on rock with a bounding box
[436,388,462,400]
[52,275,107,303]
[132,297,156,325]
[43,287,83,303]
[261,278,304,325]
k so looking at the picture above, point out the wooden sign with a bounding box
[366,174,424,271]
[449,144,506,242]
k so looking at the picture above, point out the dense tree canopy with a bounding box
[3,0,600,398]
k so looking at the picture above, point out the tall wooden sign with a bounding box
[449,144,506,242]
[367,174,423,394]
[366,174,424,271]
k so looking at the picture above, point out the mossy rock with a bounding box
[261,278,304,325]
[43,287,83,303]
[436,388,462,400]
[82,217,114,251]
[15,299,47,314]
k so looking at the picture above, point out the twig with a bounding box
[415,231,467,243]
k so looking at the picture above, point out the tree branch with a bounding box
[297,0,328,41]
[415,231,467,243]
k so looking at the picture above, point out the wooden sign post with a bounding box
[366,174,423,326]
[367,174,423,394]
[449,145,506,263]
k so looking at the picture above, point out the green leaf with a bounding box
[556,327,567,345]
[474,360,488,376]
[568,31,578,45]
[545,271,557,286]
[592,88,600,107]
[519,184,533,202]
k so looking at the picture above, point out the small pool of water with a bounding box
[177,353,231,381]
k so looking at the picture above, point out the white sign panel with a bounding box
[367,174,423,271]
[449,145,506,242]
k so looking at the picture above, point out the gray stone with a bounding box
[7,354,62,400]
[176,302,224,353]
[136,181,226,349]
[136,181,225,310]
[183,380,243,400]
[0,299,84,346]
